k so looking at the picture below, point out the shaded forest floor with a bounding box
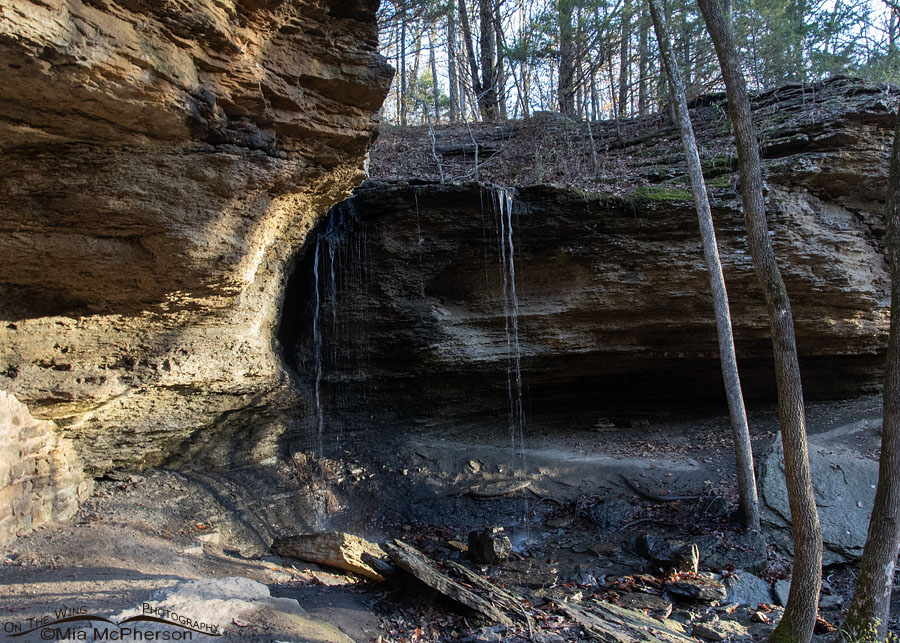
[1,396,896,642]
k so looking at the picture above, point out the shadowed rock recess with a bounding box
[280,79,893,446]
[0,0,392,473]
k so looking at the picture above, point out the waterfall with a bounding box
[494,187,526,458]
[311,238,325,458]
[306,198,369,458]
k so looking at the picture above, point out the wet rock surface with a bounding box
[286,81,891,443]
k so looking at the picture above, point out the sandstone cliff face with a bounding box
[282,79,892,436]
[0,392,92,547]
[0,0,392,473]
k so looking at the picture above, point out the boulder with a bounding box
[109,577,352,642]
[758,421,880,564]
[618,593,674,618]
[693,620,749,641]
[723,570,772,606]
[637,535,700,573]
[774,580,791,607]
[469,527,513,565]
[665,576,728,603]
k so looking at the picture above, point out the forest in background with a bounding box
[377,0,900,125]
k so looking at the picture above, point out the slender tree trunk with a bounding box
[458,0,485,119]
[590,66,599,120]
[639,4,649,116]
[680,0,692,94]
[411,25,423,89]
[448,5,460,123]
[557,0,576,116]
[890,5,898,55]
[698,2,822,642]
[648,0,760,532]
[493,1,507,119]
[618,0,631,118]
[429,29,441,123]
[400,15,408,126]
[479,0,499,118]
[841,101,900,642]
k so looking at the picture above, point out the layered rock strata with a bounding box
[0,0,392,473]
[284,79,893,433]
[0,391,93,547]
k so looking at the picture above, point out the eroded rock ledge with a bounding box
[0,0,392,473]
[282,78,893,433]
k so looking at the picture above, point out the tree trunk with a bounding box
[411,25,423,91]
[618,0,631,118]
[429,29,441,123]
[458,0,485,119]
[697,2,823,642]
[400,15,408,126]
[557,0,576,117]
[479,0,499,118]
[448,5,460,123]
[841,99,900,642]
[648,0,760,532]
[493,1,507,119]
[679,0,692,94]
[638,4,649,116]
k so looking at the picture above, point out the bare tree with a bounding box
[429,28,441,122]
[841,99,900,642]
[558,0,576,116]
[648,0,759,531]
[697,1,823,641]
[618,0,631,117]
[448,2,461,122]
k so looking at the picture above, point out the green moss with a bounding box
[633,185,692,201]
[705,174,734,189]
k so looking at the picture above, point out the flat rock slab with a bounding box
[723,570,772,606]
[665,576,727,603]
[618,593,673,618]
[105,577,353,642]
[758,421,879,564]
[693,620,750,641]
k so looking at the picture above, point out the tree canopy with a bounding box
[377,0,900,124]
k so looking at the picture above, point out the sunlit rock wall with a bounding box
[0,0,392,473]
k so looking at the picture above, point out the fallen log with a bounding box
[383,539,513,626]
[553,599,693,643]
[271,532,390,581]
[444,560,534,632]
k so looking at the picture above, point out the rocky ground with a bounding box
[1,396,897,642]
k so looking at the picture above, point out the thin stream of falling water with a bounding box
[306,198,371,458]
[312,239,325,458]
[493,186,528,539]
[413,190,425,297]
